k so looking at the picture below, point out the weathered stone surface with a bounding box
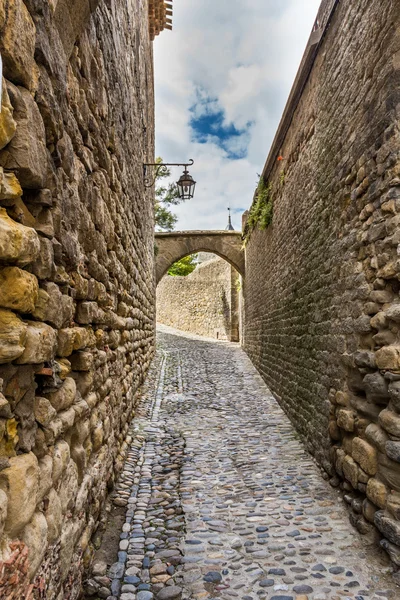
[381,538,400,566]
[363,372,389,404]
[0,0,154,592]
[385,305,400,323]
[365,423,389,453]
[375,346,400,371]
[388,381,400,412]
[57,328,77,357]
[379,409,400,437]
[21,510,48,577]
[0,451,39,536]
[44,487,62,543]
[375,511,400,546]
[336,409,355,432]
[0,167,22,202]
[34,396,57,426]
[0,308,27,363]
[352,437,377,475]
[0,0,38,89]
[37,455,53,503]
[52,439,70,484]
[0,207,40,265]
[0,488,8,539]
[41,282,74,329]
[0,267,38,313]
[366,478,388,509]
[342,455,359,488]
[46,377,76,412]
[386,441,400,463]
[0,78,17,150]
[70,351,93,372]
[16,321,57,364]
[75,301,105,325]
[31,288,50,321]
[0,84,47,188]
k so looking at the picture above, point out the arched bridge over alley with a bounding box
[154,230,245,284]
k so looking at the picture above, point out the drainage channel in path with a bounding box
[85,325,400,600]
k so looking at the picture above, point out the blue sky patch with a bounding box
[189,92,252,160]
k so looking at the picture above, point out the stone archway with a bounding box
[154,230,244,284]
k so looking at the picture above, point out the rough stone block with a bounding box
[342,455,359,489]
[46,377,76,412]
[0,0,38,89]
[352,437,378,475]
[21,510,48,578]
[363,372,389,404]
[0,308,27,363]
[70,351,93,372]
[41,282,74,329]
[336,409,355,432]
[366,478,388,509]
[32,288,50,321]
[52,439,70,484]
[365,423,389,453]
[0,78,16,150]
[375,346,400,371]
[389,381,400,412]
[37,455,53,503]
[75,301,104,325]
[0,451,39,537]
[45,487,62,543]
[385,305,400,323]
[34,396,57,426]
[0,267,39,313]
[386,441,400,464]
[0,488,8,539]
[31,237,54,280]
[57,328,77,357]
[375,511,400,546]
[0,207,40,265]
[379,409,400,437]
[0,167,22,202]
[0,84,46,188]
[381,538,400,566]
[16,321,57,364]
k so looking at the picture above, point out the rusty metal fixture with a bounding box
[143,159,196,200]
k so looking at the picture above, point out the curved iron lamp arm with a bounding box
[143,159,194,188]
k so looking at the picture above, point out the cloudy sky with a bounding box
[154,0,321,231]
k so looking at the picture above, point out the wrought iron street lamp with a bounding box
[143,159,196,200]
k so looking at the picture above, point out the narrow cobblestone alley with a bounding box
[96,326,399,600]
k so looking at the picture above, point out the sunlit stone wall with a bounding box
[0,0,155,597]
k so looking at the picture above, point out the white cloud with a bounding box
[154,0,321,231]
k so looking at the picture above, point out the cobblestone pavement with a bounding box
[90,326,400,600]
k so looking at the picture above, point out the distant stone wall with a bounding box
[243,0,400,552]
[0,1,155,598]
[157,258,240,341]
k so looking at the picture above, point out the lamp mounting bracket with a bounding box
[143,159,194,188]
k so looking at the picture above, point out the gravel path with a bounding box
[88,325,399,600]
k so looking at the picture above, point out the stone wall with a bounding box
[157,258,240,341]
[0,1,155,598]
[243,0,400,556]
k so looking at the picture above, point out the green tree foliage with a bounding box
[168,254,198,276]
[154,157,184,231]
